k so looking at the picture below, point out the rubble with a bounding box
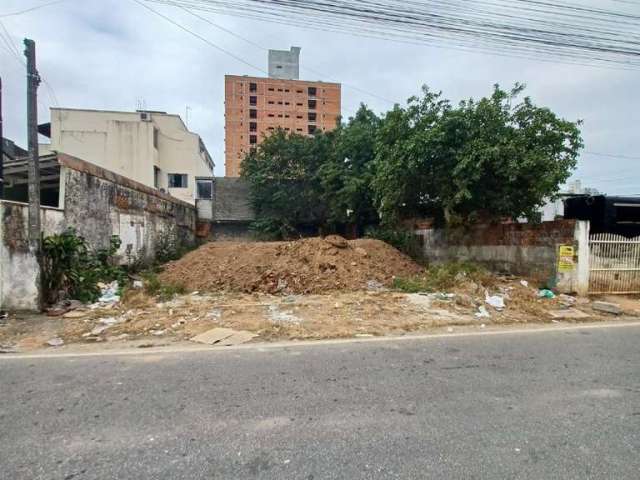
[190,327,257,346]
[547,308,590,320]
[46,337,64,347]
[592,301,622,315]
[159,236,421,294]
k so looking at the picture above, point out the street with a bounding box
[1,324,639,479]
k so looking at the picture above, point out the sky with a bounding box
[1,0,638,194]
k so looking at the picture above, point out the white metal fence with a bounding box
[589,233,640,294]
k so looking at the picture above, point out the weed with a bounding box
[142,272,186,301]
[393,261,492,293]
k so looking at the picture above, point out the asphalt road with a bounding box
[1,325,639,479]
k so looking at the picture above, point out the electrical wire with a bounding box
[0,0,69,18]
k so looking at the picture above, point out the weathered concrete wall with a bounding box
[58,154,197,264]
[415,220,584,293]
[0,201,65,311]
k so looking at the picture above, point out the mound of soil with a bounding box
[159,236,422,294]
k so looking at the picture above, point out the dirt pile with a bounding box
[159,236,422,294]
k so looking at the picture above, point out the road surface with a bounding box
[1,324,639,479]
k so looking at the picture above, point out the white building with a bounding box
[39,108,214,204]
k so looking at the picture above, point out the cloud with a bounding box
[1,0,637,193]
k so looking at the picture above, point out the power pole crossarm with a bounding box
[24,38,41,252]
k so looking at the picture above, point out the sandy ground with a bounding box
[2,281,639,353]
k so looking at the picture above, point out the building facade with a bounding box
[224,75,341,177]
[268,46,301,80]
[40,108,214,204]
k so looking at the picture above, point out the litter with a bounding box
[538,289,556,299]
[99,317,119,326]
[89,325,109,336]
[46,337,64,347]
[520,280,529,287]
[132,280,144,289]
[190,327,256,346]
[485,293,505,311]
[97,281,120,304]
[475,306,491,318]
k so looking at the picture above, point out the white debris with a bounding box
[475,306,491,318]
[46,337,64,347]
[132,280,144,289]
[90,325,109,336]
[520,280,529,287]
[267,305,301,324]
[99,317,119,326]
[485,293,505,311]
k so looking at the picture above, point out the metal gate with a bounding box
[589,233,640,294]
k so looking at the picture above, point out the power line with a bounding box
[145,0,640,70]
[583,150,640,160]
[132,0,268,75]
[181,6,397,105]
[0,0,69,18]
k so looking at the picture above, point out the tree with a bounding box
[319,104,381,231]
[241,128,332,238]
[373,84,583,225]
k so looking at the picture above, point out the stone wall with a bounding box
[0,201,65,310]
[0,154,198,311]
[415,220,586,293]
[58,154,197,264]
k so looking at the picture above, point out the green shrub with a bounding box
[142,272,186,301]
[393,261,491,293]
[41,229,126,304]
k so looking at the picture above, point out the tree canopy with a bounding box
[241,84,583,238]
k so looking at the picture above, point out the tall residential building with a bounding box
[39,108,214,204]
[224,48,342,177]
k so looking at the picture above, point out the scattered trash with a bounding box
[96,281,120,305]
[46,299,83,316]
[0,345,17,354]
[0,310,8,320]
[99,317,119,326]
[434,293,455,301]
[190,327,257,346]
[355,333,374,338]
[366,280,385,292]
[558,294,577,307]
[62,309,88,319]
[206,308,222,320]
[267,305,301,325]
[538,289,556,299]
[520,280,529,287]
[150,329,166,336]
[46,337,64,347]
[447,327,454,333]
[547,308,590,320]
[89,325,109,336]
[592,301,622,315]
[480,324,486,329]
[485,293,505,311]
[475,306,491,318]
[132,280,144,289]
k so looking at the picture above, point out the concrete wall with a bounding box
[49,108,213,204]
[0,201,65,311]
[415,220,587,293]
[58,154,197,264]
[268,46,301,80]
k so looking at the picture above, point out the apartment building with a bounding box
[39,108,214,204]
[224,47,342,177]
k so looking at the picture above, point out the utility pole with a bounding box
[0,76,4,199]
[24,39,41,251]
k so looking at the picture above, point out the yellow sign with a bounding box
[558,245,575,272]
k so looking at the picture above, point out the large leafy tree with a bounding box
[241,128,333,238]
[319,104,381,230]
[373,84,583,225]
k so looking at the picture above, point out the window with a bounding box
[268,87,274,92]
[249,135,257,144]
[168,173,188,188]
[268,126,275,130]
[196,179,213,199]
[285,89,290,92]
[296,102,303,106]
[249,109,257,119]
[285,102,290,105]
[308,86,317,96]
[296,128,303,132]
[153,127,159,149]
[278,88,283,92]
[296,89,303,94]
[277,101,283,105]
[268,100,275,105]
[249,121,257,132]
[249,96,257,106]
[308,99,317,109]
[308,112,317,122]
[308,125,316,134]
[278,114,283,118]
[284,114,290,118]
[268,113,275,117]
[249,82,257,92]
[153,166,161,188]
[296,115,303,119]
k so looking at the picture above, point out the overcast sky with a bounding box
[1,0,638,194]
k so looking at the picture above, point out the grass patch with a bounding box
[393,261,493,293]
[142,272,186,301]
